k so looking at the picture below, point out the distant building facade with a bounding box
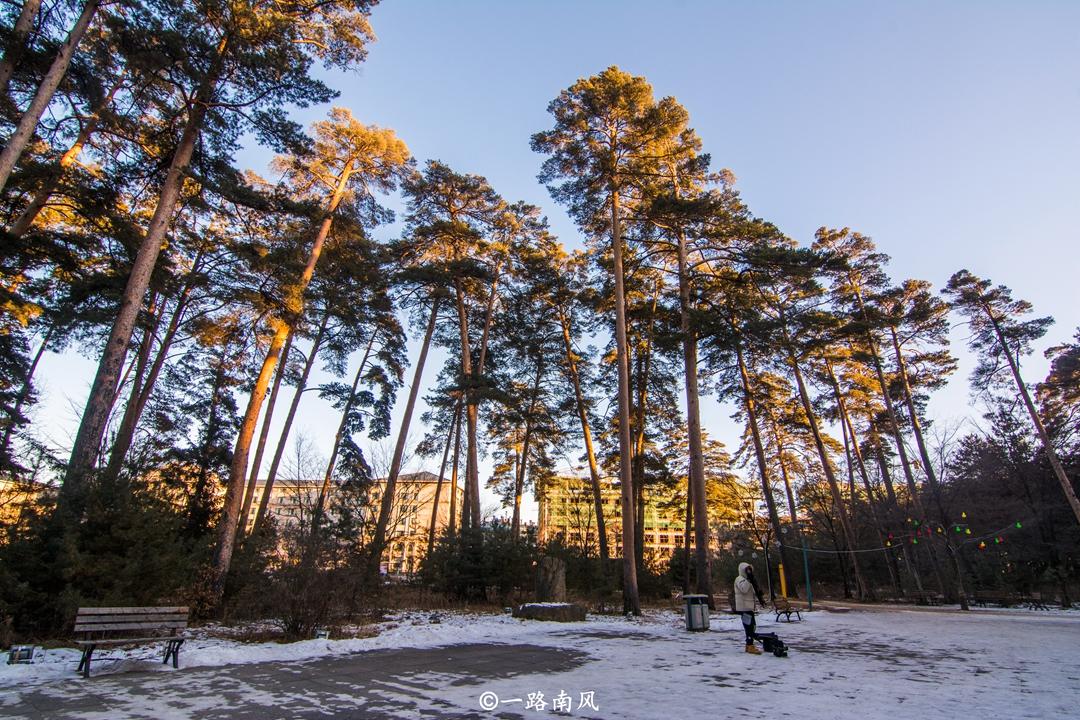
[243,471,462,575]
[538,475,706,561]
[0,477,50,529]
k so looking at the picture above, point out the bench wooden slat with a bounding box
[77,636,185,646]
[75,621,187,632]
[75,614,188,625]
[75,624,186,633]
[77,606,188,616]
[76,611,188,619]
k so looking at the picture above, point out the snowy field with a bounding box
[3,605,1079,719]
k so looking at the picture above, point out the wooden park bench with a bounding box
[773,596,803,622]
[970,590,1014,607]
[911,591,944,606]
[970,591,1052,610]
[1019,592,1052,610]
[74,606,189,678]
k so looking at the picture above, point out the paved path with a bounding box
[3,643,588,719]
[4,609,1078,719]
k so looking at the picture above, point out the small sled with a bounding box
[754,632,788,657]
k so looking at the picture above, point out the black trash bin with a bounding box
[684,594,710,631]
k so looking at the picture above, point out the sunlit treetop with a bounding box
[531,65,694,235]
[272,106,412,223]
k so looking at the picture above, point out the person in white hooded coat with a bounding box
[734,562,767,654]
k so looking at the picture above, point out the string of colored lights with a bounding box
[776,517,1031,556]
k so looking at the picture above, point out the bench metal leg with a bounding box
[78,645,95,678]
[163,639,183,669]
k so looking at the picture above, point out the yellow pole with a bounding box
[778,563,788,598]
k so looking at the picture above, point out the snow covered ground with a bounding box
[2,605,1079,718]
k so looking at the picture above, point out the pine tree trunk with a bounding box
[872,438,924,592]
[841,415,857,502]
[453,283,482,530]
[682,477,693,595]
[251,312,330,535]
[830,531,851,598]
[632,343,646,570]
[511,447,524,538]
[868,346,923,502]
[476,263,501,374]
[308,330,379,546]
[369,299,440,576]
[762,407,803,595]
[630,281,659,574]
[212,319,290,588]
[319,330,379,494]
[428,399,462,555]
[558,309,610,567]
[0,0,101,192]
[983,306,1080,525]
[510,361,543,539]
[634,467,645,577]
[60,35,228,508]
[450,266,499,534]
[734,335,799,597]
[610,188,640,615]
[675,230,713,602]
[888,329,971,607]
[785,341,870,600]
[0,0,42,99]
[102,270,199,486]
[449,407,462,536]
[99,292,160,484]
[846,289,926,510]
[8,72,124,237]
[238,330,294,534]
[847,291,951,598]
[186,356,228,535]
[213,168,349,593]
[824,358,901,597]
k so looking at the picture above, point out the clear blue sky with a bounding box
[37,1,1080,519]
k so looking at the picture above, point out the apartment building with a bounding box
[537,475,705,560]
[243,471,462,575]
[0,476,49,528]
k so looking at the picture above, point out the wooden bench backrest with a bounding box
[75,607,189,636]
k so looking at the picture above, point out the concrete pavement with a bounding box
[3,643,589,719]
